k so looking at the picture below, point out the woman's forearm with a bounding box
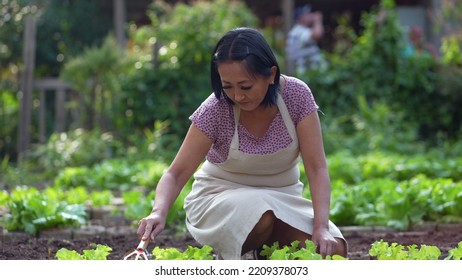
[307,167,331,229]
[150,171,184,217]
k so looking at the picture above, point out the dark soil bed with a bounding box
[1,223,462,260]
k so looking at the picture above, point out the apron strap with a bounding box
[230,94,297,151]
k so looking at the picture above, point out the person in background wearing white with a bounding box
[286,5,326,74]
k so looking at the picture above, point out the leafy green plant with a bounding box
[0,91,19,160]
[117,0,259,139]
[260,240,346,260]
[53,158,168,191]
[55,244,112,260]
[60,36,130,131]
[63,187,90,205]
[53,241,462,260]
[121,186,189,230]
[58,187,113,207]
[152,245,214,260]
[2,186,87,236]
[122,189,155,223]
[445,241,462,260]
[369,240,442,260]
[89,190,113,207]
[29,128,124,174]
[0,189,9,207]
[328,172,462,229]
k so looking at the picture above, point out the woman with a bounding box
[137,27,347,259]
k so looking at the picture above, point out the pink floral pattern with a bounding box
[189,76,319,163]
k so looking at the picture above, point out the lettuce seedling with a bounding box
[56,244,112,260]
[260,240,346,260]
[445,241,462,260]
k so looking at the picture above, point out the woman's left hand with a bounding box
[311,227,339,258]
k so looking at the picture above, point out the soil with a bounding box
[1,222,462,260]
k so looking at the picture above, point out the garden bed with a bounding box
[1,222,462,260]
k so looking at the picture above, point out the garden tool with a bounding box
[123,239,150,260]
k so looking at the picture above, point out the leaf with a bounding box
[152,245,214,260]
[445,241,462,260]
[55,244,112,260]
[152,247,184,260]
[55,248,85,260]
[269,247,291,260]
[82,244,112,260]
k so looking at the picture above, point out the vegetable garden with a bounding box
[1,149,462,260]
[1,0,462,260]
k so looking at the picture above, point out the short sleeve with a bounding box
[283,77,319,125]
[189,94,219,142]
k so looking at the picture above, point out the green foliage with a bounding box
[35,0,112,76]
[438,0,462,67]
[64,186,90,205]
[122,189,155,223]
[369,240,441,260]
[55,244,112,260]
[445,241,462,260]
[329,174,462,229]
[121,186,189,230]
[117,0,259,139]
[434,65,462,139]
[0,189,9,206]
[152,245,214,260]
[260,240,346,260]
[55,241,462,260]
[22,121,173,185]
[0,0,40,77]
[0,1,112,77]
[28,129,124,175]
[0,91,19,160]
[60,36,132,131]
[2,186,87,236]
[53,158,168,191]
[306,0,461,151]
[299,148,462,230]
[124,121,179,163]
[326,151,462,185]
[89,190,113,207]
[321,97,421,155]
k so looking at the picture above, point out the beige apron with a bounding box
[184,94,344,259]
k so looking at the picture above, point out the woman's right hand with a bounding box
[136,210,166,242]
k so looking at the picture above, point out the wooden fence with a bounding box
[34,78,76,143]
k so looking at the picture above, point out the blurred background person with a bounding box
[404,25,438,59]
[286,4,326,75]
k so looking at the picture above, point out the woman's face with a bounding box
[218,61,275,112]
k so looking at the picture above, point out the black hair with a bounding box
[210,27,281,107]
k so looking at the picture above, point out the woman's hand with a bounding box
[137,210,166,242]
[311,226,339,258]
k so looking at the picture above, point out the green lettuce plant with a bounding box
[369,240,452,260]
[2,186,87,236]
[445,242,462,260]
[152,245,214,260]
[260,240,346,260]
[56,244,112,260]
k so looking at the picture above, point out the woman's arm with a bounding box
[296,110,336,257]
[137,124,212,241]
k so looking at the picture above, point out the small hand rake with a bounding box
[123,239,150,260]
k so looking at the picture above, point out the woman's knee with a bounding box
[270,219,310,246]
[249,211,276,239]
[242,211,276,254]
[259,211,276,229]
